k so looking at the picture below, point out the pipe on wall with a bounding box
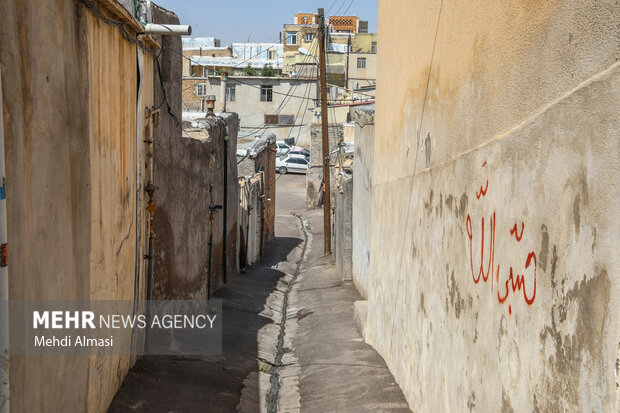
[222,123,228,284]
[0,68,9,413]
[143,24,191,36]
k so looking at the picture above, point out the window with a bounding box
[286,31,297,45]
[357,58,367,69]
[265,115,279,124]
[267,50,276,60]
[371,41,377,53]
[305,33,314,42]
[260,85,273,102]
[226,85,236,102]
[195,83,207,96]
[265,114,294,125]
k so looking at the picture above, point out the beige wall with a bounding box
[85,12,150,413]
[352,33,377,53]
[0,0,153,411]
[367,0,620,411]
[351,106,374,299]
[347,52,376,90]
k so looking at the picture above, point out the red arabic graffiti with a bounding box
[510,222,525,242]
[466,161,537,315]
[497,252,537,305]
[475,180,489,200]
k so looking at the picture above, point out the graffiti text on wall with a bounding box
[465,162,537,315]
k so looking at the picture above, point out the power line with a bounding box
[171,46,318,101]
[333,0,348,16]
[79,0,155,53]
[326,0,341,14]
[230,41,320,135]
[342,0,355,16]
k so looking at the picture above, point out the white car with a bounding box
[276,141,305,156]
[276,154,309,174]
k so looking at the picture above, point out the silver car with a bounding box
[276,154,309,174]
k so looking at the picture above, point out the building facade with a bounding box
[183,76,318,148]
[183,39,283,78]
[283,13,376,89]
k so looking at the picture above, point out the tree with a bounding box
[243,65,259,76]
[261,64,277,77]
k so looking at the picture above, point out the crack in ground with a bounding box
[267,213,308,413]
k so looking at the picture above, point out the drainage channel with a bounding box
[267,214,308,413]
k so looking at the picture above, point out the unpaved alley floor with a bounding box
[109,174,409,412]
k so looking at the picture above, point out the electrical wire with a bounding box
[342,0,355,16]
[79,0,181,127]
[333,0,348,16]
[79,0,155,53]
[234,41,320,136]
[155,48,179,126]
[172,47,318,102]
[326,0,341,14]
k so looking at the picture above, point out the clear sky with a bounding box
[155,0,378,45]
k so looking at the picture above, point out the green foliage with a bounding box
[261,64,277,77]
[243,65,259,76]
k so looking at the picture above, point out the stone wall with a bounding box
[367,1,620,411]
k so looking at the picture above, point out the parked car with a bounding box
[276,141,290,156]
[276,154,309,174]
[287,148,310,159]
[276,140,305,157]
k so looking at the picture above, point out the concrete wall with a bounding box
[0,0,155,411]
[351,106,374,299]
[367,0,620,411]
[352,33,377,53]
[334,172,353,281]
[347,52,377,91]
[253,145,276,245]
[183,77,317,148]
[239,177,262,265]
[238,137,276,247]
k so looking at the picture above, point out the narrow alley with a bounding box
[1,0,618,412]
[109,174,409,412]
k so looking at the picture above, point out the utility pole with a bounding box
[317,8,332,255]
[345,34,351,91]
